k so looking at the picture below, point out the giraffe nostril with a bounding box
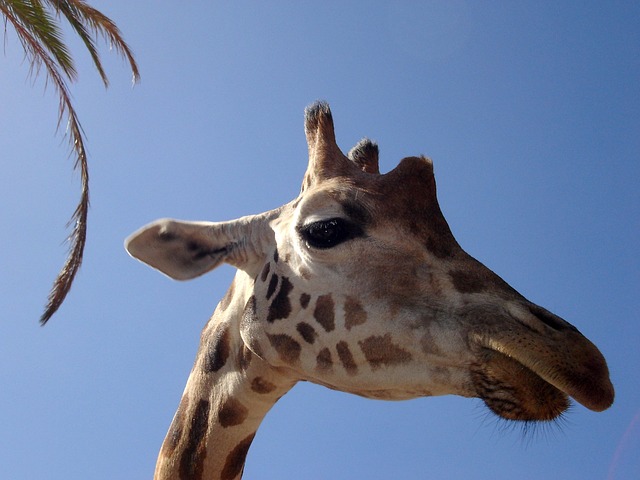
[527,304,576,332]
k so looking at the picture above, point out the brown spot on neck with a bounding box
[179,399,209,480]
[314,294,335,332]
[218,397,249,428]
[251,377,277,394]
[336,341,358,375]
[220,433,256,480]
[296,322,318,344]
[316,348,333,372]
[344,297,367,330]
[204,324,231,373]
[266,273,279,300]
[267,333,301,364]
[267,277,293,322]
[359,334,412,369]
[300,292,311,309]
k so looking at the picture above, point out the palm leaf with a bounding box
[49,0,107,84]
[2,0,76,79]
[47,0,140,86]
[1,0,139,324]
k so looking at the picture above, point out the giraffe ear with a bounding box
[125,218,242,280]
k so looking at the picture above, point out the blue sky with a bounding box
[1,2,638,479]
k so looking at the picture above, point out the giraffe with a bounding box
[126,102,614,479]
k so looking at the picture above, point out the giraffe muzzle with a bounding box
[470,325,614,421]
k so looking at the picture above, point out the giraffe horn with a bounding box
[304,101,337,155]
[302,101,353,190]
[348,138,380,174]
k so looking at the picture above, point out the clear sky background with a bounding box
[1,2,638,479]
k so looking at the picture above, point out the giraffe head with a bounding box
[127,102,613,422]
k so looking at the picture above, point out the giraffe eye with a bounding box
[300,218,356,249]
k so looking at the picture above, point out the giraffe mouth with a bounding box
[471,348,570,421]
[470,330,614,421]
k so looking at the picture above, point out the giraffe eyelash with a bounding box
[298,218,363,249]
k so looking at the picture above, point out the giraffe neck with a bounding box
[154,273,296,480]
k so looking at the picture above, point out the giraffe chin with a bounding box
[471,349,570,422]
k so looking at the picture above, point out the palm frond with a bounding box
[48,0,107,84]
[47,0,140,85]
[2,0,76,79]
[1,0,139,324]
